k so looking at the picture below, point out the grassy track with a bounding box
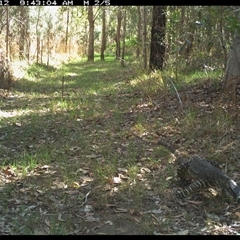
[0,57,239,235]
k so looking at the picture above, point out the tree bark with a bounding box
[36,7,41,64]
[149,6,166,71]
[19,6,26,59]
[222,34,240,103]
[121,7,127,65]
[136,6,141,58]
[142,6,147,69]
[88,6,94,61]
[115,7,122,59]
[5,6,9,60]
[222,6,240,104]
[100,7,106,61]
[65,7,70,54]
[25,7,30,61]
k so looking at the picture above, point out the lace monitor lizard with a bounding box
[135,134,240,203]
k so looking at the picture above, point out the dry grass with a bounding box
[0,56,240,235]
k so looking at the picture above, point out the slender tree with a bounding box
[5,6,9,60]
[36,7,41,64]
[100,7,106,61]
[25,7,30,61]
[87,6,100,61]
[87,6,94,61]
[149,6,166,70]
[19,6,27,59]
[65,7,70,54]
[121,7,127,65]
[136,6,141,58]
[115,6,122,59]
[142,6,147,69]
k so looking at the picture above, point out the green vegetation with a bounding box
[0,57,239,235]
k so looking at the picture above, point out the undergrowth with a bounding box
[0,56,239,235]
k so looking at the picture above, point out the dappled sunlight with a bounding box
[1,4,239,235]
[0,110,21,118]
[1,56,240,235]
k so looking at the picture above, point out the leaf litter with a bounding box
[1,65,240,234]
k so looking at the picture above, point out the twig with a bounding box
[79,190,91,207]
[166,77,184,113]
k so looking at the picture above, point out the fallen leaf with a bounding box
[106,204,116,208]
[153,231,163,235]
[80,176,93,183]
[114,208,128,213]
[129,209,135,215]
[58,212,65,222]
[187,200,203,205]
[119,174,129,180]
[178,229,189,235]
[77,168,89,174]
[113,177,122,184]
[85,215,99,222]
[117,168,128,173]
[134,217,141,223]
[143,209,163,214]
[166,176,174,181]
[44,219,51,228]
[2,167,16,176]
[41,165,50,170]
[173,214,184,218]
[15,122,21,127]
[86,154,98,159]
[104,221,113,225]
[73,182,80,188]
[140,167,151,173]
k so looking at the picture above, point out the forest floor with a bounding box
[1,57,240,235]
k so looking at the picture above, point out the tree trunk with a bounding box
[65,7,70,54]
[84,19,88,56]
[121,7,127,65]
[88,6,94,61]
[149,6,166,71]
[136,6,141,58]
[218,6,228,69]
[40,39,43,64]
[36,36,40,64]
[5,6,9,60]
[25,7,30,61]
[142,6,147,69]
[115,7,122,59]
[36,7,41,63]
[19,6,26,60]
[222,6,240,104]
[47,29,51,66]
[222,34,240,104]
[100,7,106,61]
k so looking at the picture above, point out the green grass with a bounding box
[0,55,239,235]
